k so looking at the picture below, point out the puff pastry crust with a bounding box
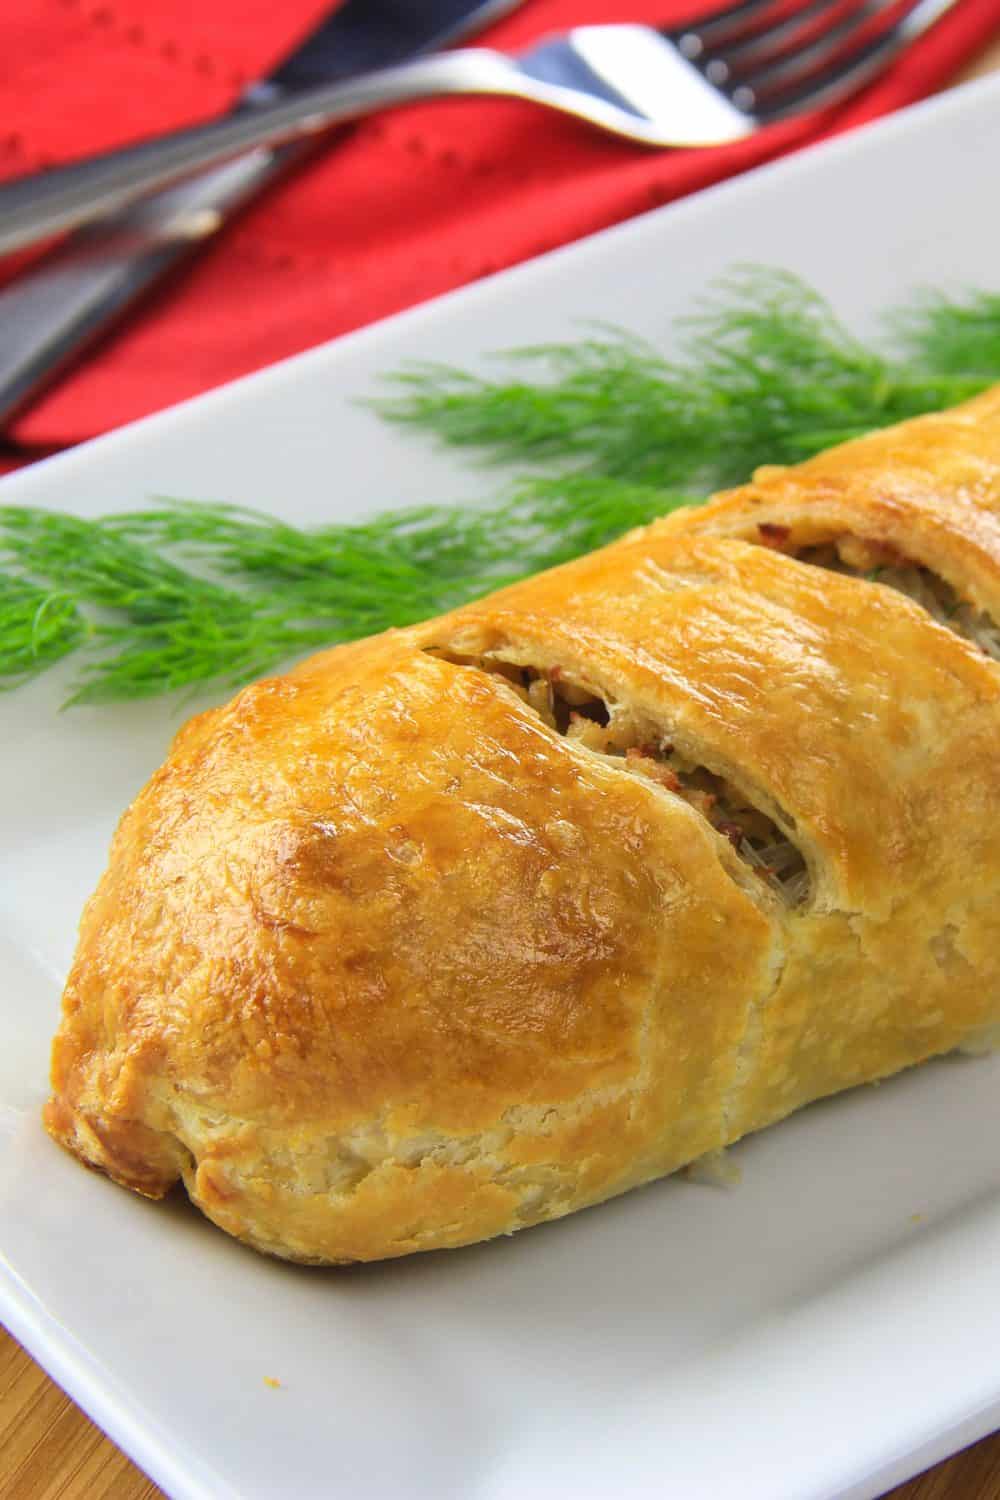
[45,386,1000,1263]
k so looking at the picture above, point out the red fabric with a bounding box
[1,0,998,467]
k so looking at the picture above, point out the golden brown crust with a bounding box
[653,384,1000,618]
[45,385,1000,1262]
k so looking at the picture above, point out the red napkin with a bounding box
[1,0,998,469]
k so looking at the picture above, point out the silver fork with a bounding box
[0,0,962,258]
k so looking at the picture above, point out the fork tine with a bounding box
[745,0,959,117]
[728,0,893,92]
[707,0,866,81]
[702,0,846,65]
[669,0,794,58]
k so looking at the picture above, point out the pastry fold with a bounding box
[45,387,1000,1263]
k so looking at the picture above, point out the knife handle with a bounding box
[0,139,318,429]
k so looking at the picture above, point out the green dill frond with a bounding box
[376,267,998,486]
[0,574,85,689]
[888,287,1000,377]
[0,478,680,705]
[2,268,999,708]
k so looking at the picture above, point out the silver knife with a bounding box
[0,0,522,430]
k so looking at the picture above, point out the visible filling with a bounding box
[431,650,809,907]
[757,526,1000,661]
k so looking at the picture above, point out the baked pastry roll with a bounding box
[45,387,1000,1264]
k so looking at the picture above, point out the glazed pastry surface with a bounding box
[45,386,1000,1263]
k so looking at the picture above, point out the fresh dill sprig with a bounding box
[3,268,1000,708]
[0,507,319,704]
[0,476,679,704]
[377,269,993,487]
[0,573,84,687]
[888,286,1000,377]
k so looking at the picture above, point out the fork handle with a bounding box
[0,50,518,259]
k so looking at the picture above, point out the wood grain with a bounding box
[4,28,1000,1500]
[960,32,1000,79]
[0,1330,158,1499]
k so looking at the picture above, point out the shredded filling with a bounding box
[430,650,809,907]
[757,526,1000,661]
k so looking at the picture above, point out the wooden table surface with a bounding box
[5,30,1000,1500]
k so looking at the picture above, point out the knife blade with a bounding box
[0,0,523,431]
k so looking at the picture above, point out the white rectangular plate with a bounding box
[3,76,1000,1500]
